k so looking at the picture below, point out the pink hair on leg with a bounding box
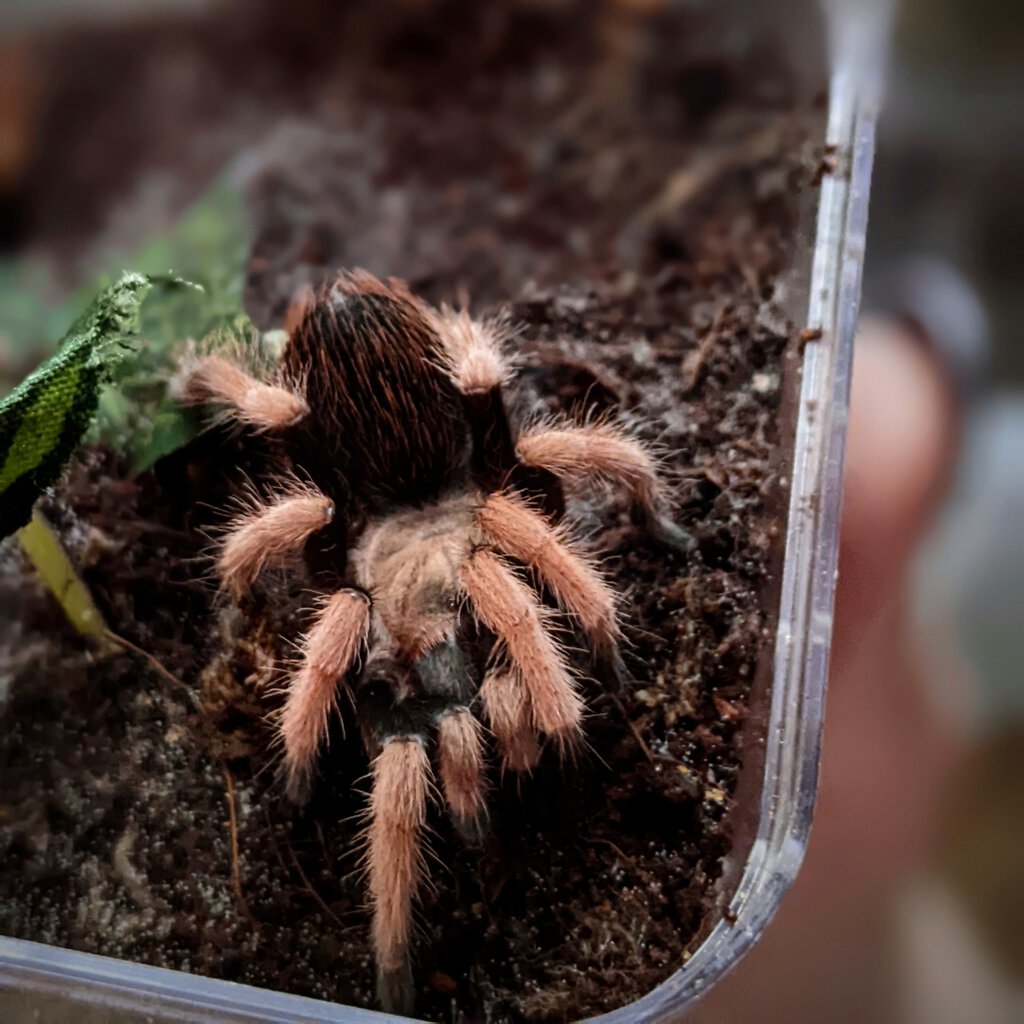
[219,491,334,597]
[478,491,620,655]
[479,668,541,773]
[437,709,486,824]
[428,307,513,394]
[368,738,431,1013]
[460,549,583,742]
[280,589,369,801]
[516,420,666,512]
[178,353,308,430]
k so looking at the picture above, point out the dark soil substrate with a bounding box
[0,3,822,1020]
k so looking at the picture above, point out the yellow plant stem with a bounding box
[17,508,108,638]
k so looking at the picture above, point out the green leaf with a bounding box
[1,177,252,471]
[0,271,195,538]
[91,180,253,469]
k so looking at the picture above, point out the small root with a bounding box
[105,629,200,710]
[223,766,256,923]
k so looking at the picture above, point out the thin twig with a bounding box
[590,836,637,869]
[262,805,292,877]
[682,311,728,395]
[222,766,255,923]
[608,691,656,764]
[104,629,200,709]
[314,820,331,864]
[287,842,345,927]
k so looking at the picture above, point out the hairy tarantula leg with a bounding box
[429,307,564,511]
[429,307,512,397]
[461,549,583,743]
[516,421,696,553]
[433,309,517,485]
[437,708,488,844]
[280,589,370,803]
[219,490,334,597]
[477,491,623,656]
[176,353,308,431]
[413,641,488,840]
[479,491,632,691]
[368,737,431,1016]
[479,667,542,773]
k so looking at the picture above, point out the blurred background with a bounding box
[699,1,1024,1020]
[869,0,1023,1016]
[0,1,1020,1022]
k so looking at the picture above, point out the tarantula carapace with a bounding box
[178,270,690,1013]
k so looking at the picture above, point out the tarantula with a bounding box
[177,271,689,1013]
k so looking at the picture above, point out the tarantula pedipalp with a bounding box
[178,270,689,1013]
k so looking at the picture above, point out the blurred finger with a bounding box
[832,315,962,667]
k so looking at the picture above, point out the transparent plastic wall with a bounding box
[592,1,890,1019]
[0,2,889,1021]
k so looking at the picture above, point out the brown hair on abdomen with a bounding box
[285,272,468,511]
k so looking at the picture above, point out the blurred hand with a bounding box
[689,316,968,1024]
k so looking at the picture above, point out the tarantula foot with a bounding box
[451,806,490,848]
[601,646,633,694]
[283,766,314,808]
[641,509,697,555]
[378,960,416,1016]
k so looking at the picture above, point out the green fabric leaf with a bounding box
[0,271,195,538]
[1,178,251,472]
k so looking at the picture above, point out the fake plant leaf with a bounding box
[0,178,251,471]
[0,271,195,538]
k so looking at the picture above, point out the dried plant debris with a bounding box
[0,2,819,1020]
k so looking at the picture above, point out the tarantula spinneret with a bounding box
[177,270,690,1013]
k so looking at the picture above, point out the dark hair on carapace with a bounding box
[284,272,469,515]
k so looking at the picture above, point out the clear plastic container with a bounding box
[0,2,889,1020]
